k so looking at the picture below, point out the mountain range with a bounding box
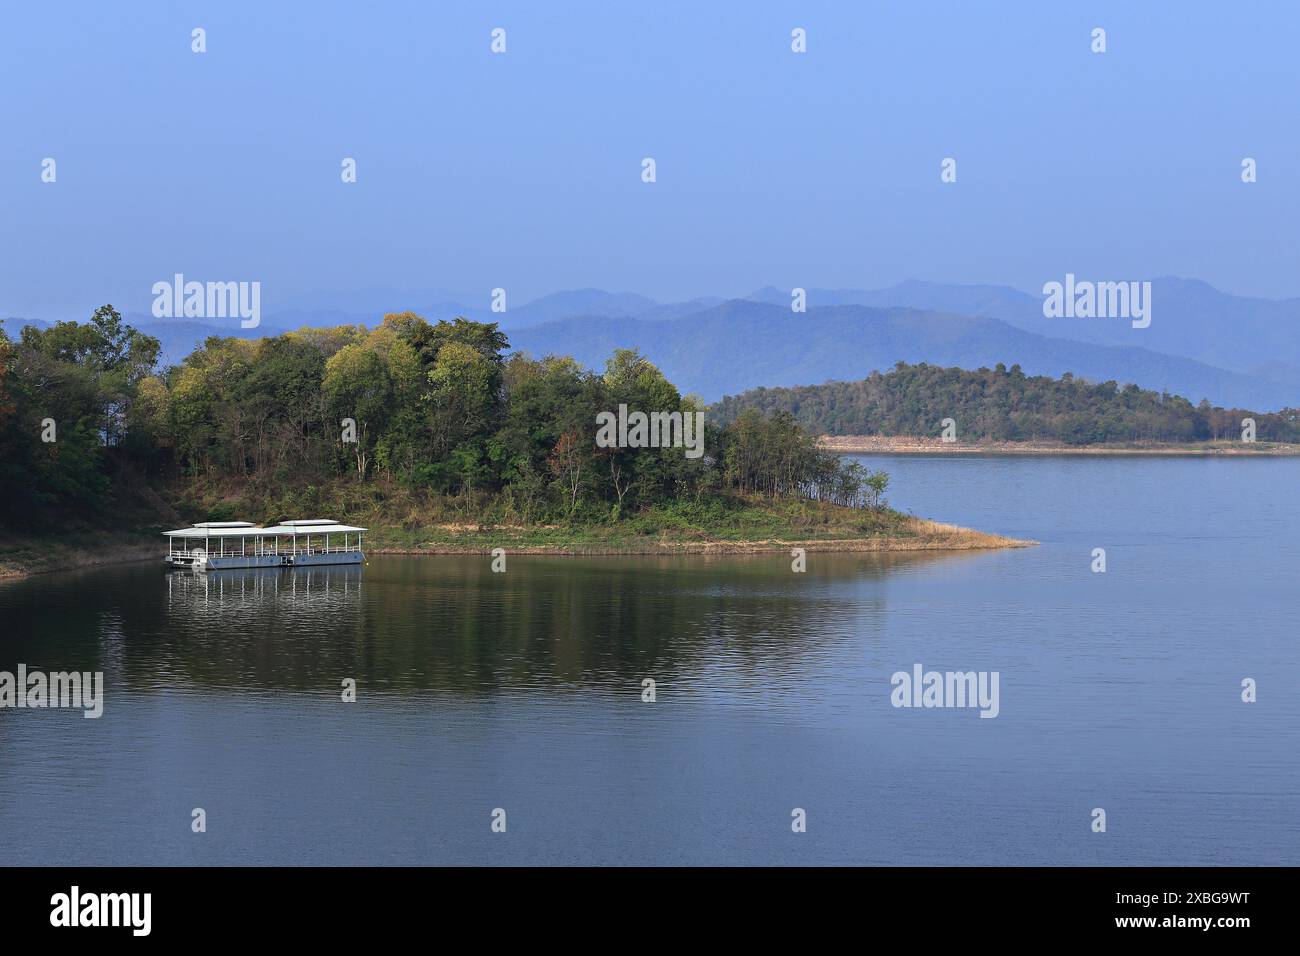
[748,278,1300,390]
[5,279,1298,410]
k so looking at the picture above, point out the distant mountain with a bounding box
[0,317,43,335]
[504,289,657,325]
[9,280,1299,410]
[510,300,1299,409]
[471,289,725,328]
[248,288,723,334]
[747,280,1041,316]
[746,279,1300,388]
[247,292,721,333]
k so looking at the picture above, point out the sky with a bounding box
[2,0,1298,319]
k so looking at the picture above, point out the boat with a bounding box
[164,519,367,571]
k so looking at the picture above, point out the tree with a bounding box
[548,430,587,513]
[323,342,392,478]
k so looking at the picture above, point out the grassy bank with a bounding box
[820,436,1300,456]
[0,530,162,579]
[181,480,1032,554]
[363,505,1030,555]
[0,484,1031,579]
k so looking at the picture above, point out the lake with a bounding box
[2,455,1297,865]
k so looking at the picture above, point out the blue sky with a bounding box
[2,1,1297,318]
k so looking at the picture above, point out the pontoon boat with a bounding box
[164,519,366,570]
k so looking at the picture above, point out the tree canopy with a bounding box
[0,308,877,530]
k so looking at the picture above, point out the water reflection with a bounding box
[166,565,364,612]
[1,550,981,698]
[4,456,1298,865]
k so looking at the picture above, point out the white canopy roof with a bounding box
[164,520,366,538]
[260,523,366,536]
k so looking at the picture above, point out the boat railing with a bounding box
[246,544,363,556]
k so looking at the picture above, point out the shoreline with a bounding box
[0,537,161,581]
[0,517,1033,580]
[371,518,1033,556]
[819,436,1300,456]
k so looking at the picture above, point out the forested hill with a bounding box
[0,307,879,533]
[710,362,1300,445]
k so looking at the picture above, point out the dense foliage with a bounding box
[0,307,879,530]
[0,307,161,524]
[713,362,1300,444]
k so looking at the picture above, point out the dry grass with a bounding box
[370,517,1032,556]
[896,517,1035,549]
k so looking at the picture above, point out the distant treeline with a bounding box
[0,307,880,530]
[712,362,1300,444]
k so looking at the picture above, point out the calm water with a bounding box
[1,455,1298,865]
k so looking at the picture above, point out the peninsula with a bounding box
[0,309,1029,578]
